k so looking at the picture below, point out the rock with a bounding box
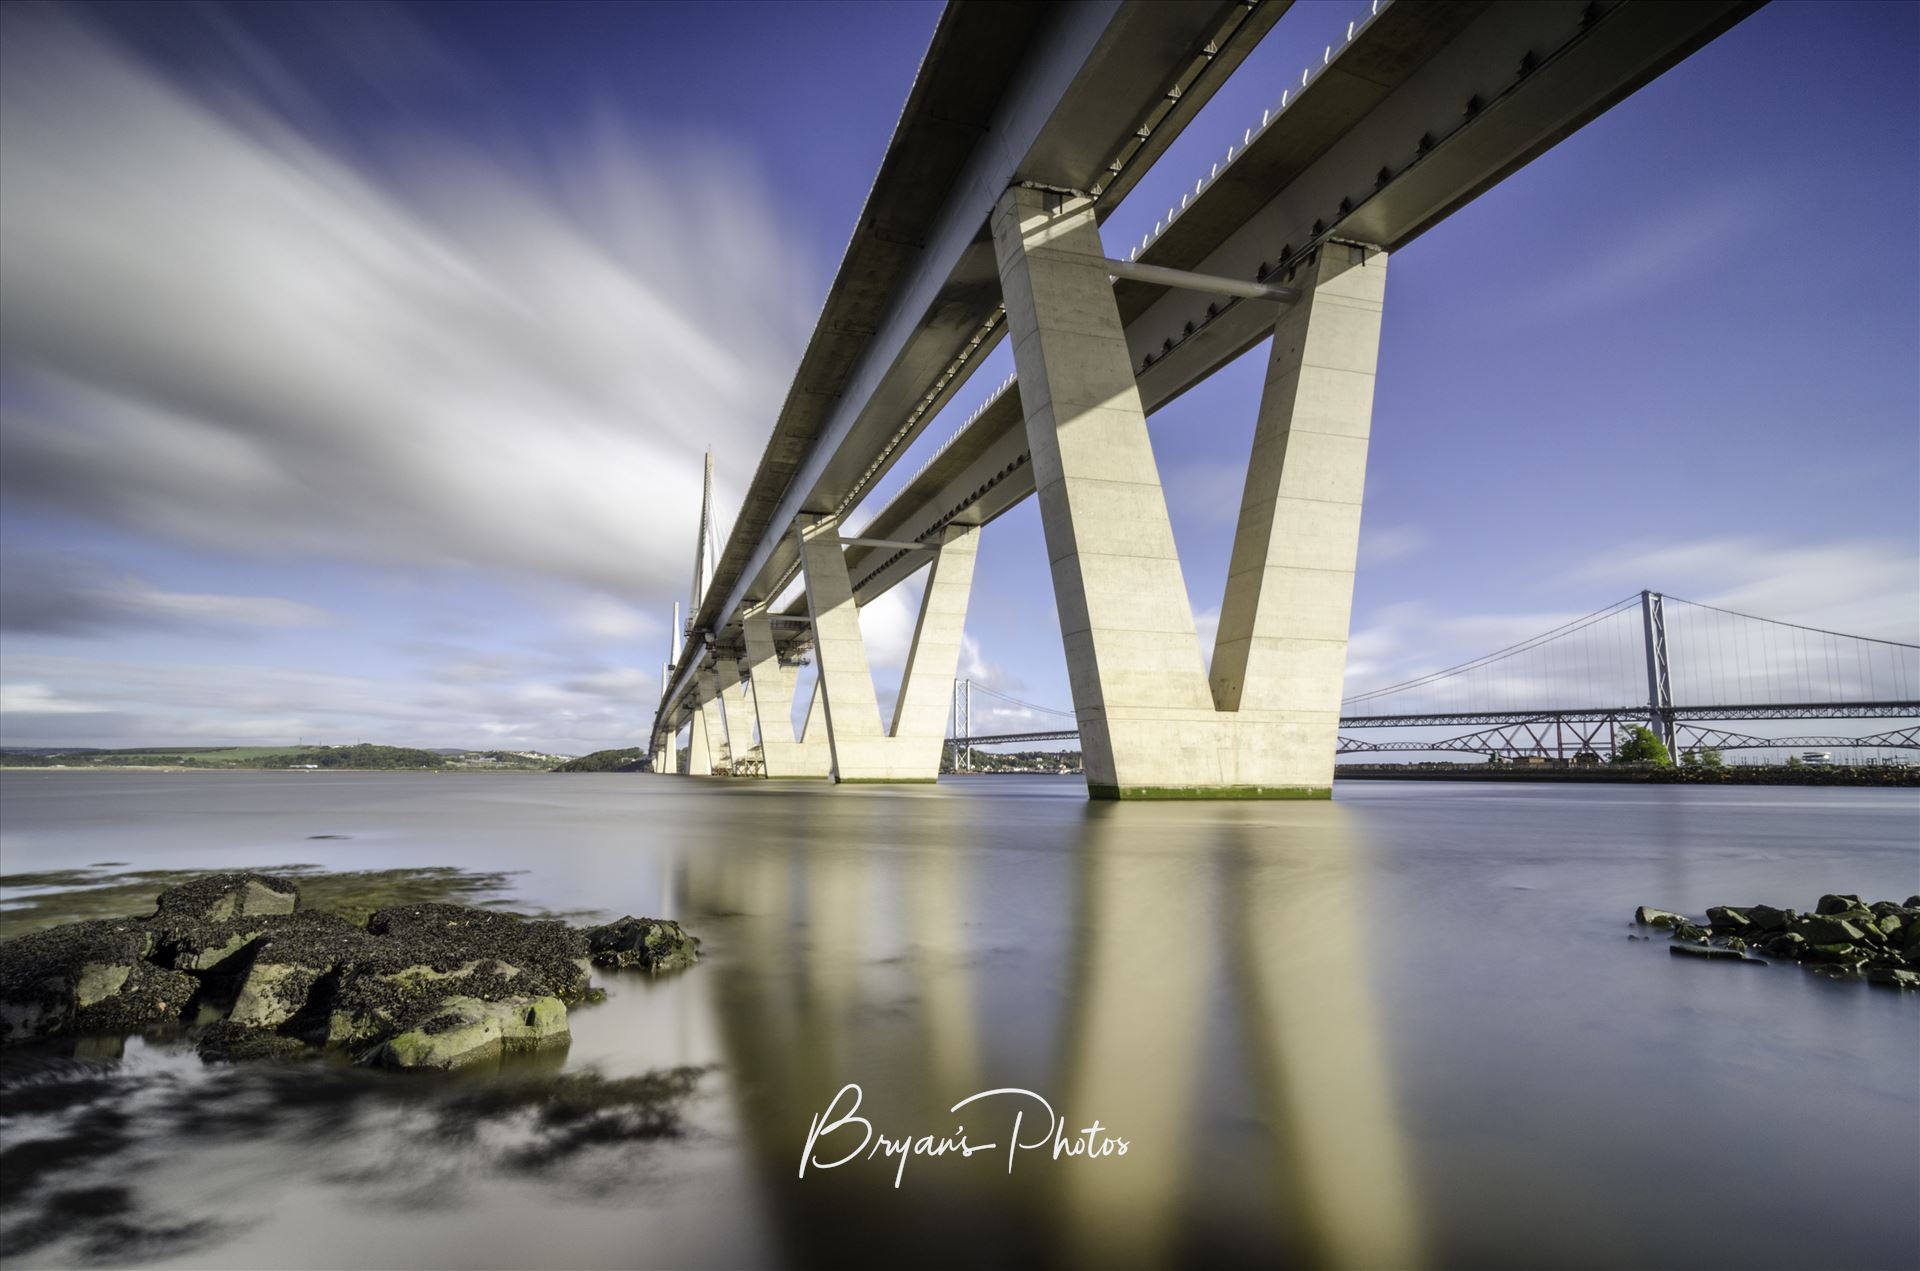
[1814,893,1863,916]
[1806,942,1868,968]
[196,1019,317,1062]
[373,995,569,1070]
[147,874,301,974]
[1746,904,1792,932]
[1799,915,1867,945]
[1,875,701,1063]
[0,919,173,1044]
[1866,969,1920,991]
[581,916,701,974]
[325,957,544,1048]
[1671,921,1711,943]
[1705,906,1752,933]
[1635,906,1689,928]
[1670,944,1758,962]
[74,961,197,1035]
[154,873,299,923]
[365,905,592,1002]
[1906,895,1920,909]
[228,912,382,1030]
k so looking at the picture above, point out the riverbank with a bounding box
[1336,763,1918,786]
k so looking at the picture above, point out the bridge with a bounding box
[945,590,1920,764]
[649,0,1778,797]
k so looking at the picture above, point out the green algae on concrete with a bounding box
[1086,784,1333,800]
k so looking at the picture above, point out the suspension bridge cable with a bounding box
[963,681,1076,717]
[1662,595,1920,649]
[1341,594,1642,706]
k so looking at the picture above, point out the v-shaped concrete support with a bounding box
[991,185,1387,798]
[798,518,980,783]
[715,657,758,775]
[693,666,730,776]
[742,612,832,778]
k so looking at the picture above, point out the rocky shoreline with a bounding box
[1635,893,1920,988]
[0,872,700,1068]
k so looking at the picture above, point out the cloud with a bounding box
[1163,460,1248,529]
[565,594,659,644]
[1570,536,1919,644]
[0,554,333,635]
[0,652,651,753]
[1508,185,1765,322]
[1342,536,1919,714]
[0,682,107,716]
[0,9,809,600]
[1357,524,1427,568]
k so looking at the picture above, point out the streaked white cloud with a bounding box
[0,555,333,635]
[0,9,808,601]
[0,682,107,717]
[1357,524,1428,568]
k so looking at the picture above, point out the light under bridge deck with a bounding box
[660,0,1760,731]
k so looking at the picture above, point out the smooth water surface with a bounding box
[1,771,1916,1269]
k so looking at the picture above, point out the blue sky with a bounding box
[1,0,1914,753]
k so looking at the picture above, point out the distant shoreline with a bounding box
[1335,764,1919,787]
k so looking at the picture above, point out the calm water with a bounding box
[1,772,1915,1270]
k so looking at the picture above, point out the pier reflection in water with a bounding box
[679,788,1423,1269]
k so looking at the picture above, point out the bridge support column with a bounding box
[651,736,671,775]
[799,518,981,783]
[991,185,1386,798]
[694,667,729,776]
[742,613,832,778]
[687,708,712,776]
[716,656,758,775]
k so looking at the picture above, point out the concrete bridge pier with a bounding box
[693,667,729,776]
[651,735,672,775]
[715,656,759,775]
[742,613,832,778]
[990,185,1387,798]
[798,517,981,783]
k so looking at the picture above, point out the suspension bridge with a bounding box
[948,591,1920,765]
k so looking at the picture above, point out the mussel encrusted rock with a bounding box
[1636,893,1920,986]
[580,916,701,974]
[0,873,701,1069]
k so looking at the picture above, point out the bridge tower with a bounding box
[991,186,1386,798]
[1640,589,1676,758]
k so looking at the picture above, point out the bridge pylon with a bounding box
[991,185,1387,798]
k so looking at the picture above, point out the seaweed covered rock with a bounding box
[1637,894,1920,985]
[147,873,303,974]
[366,904,592,1001]
[0,871,705,1068]
[221,905,592,1063]
[372,994,569,1070]
[581,916,701,974]
[227,912,383,1030]
[197,1018,318,1063]
[0,919,191,1043]
[154,873,298,923]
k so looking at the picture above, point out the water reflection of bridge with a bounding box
[676,796,1423,1269]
